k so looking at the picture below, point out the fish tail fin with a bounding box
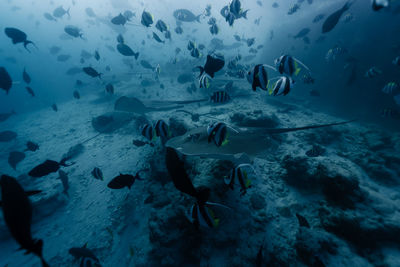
[196,14,201,22]
[67,8,71,18]
[31,239,44,258]
[242,9,249,19]
[134,52,139,60]
[40,257,50,267]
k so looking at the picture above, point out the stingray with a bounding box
[114,96,183,114]
[92,111,135,133]
[166,120,355,162]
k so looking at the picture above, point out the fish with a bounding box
[85,7,96,17]
[0,175,49,267]
[165,147,210,203]
[175,26,183,34]
[205,4,212,16]
[141,11,154,27]
[187,40,196,51]
[196,54,225,86]
[107,173,143,189]
[117,34,124,44]
[73,90,80,99]
[246,38,255,47]
[173,9,201,22]
[94,51,100,61]
[313,14,325,23]
[234,34,241,41]
[155,20,168,32]
[43,12,57,21]
[210,91,231,103]
[57,54,71,62]
[322,1,353,33]
[288,3,300,15]
[392,56,400,66]
[325,45,347,62]
[105,83,114,94]
[0,110,15,122]
[382,82,399,95]
[155,119,169,144]
[117,43,139,59]
[207,122,228,147]
[53,6,70,18]
[0,131,17,142]
[371,0,390,11]
[187,202,220,229]
[224,164,254,195]
[164,30,171,40]
[91,167,104,181]
[49,46,61,55]
[25,141,39,152]
[26,86,35,97]
[269,76,294,96]
[293,28,310,39]
[64,25,83,38]
[364,67,382,78]
[51,103,58,112]
[208,17,217,25]
[141,124,154,141]
[4,27,36,52]
[272,2,279,8]
[380,108,400,119]
[8,151,25,170]
[22,68,31,84]
[246,64,272,91]
[58,170,69,196]
[209,24,219,35]
[152,32,164,43]
[0,67,12,94]
[275,55,309,76]
[111,13,128,25]
[83,67,102,78]
[140,60,154,70]
[28,158,71,177]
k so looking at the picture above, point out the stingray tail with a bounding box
[266,119,357,134]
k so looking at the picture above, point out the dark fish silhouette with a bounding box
[25,141,39,152]
[173,9,201,22]
[26,86,35,97]
[0,130,17,142]
[8,151,25,170]
[23,68,31,84]
[322,1,352,33]
[83,67,102,78]
[4,27,36,52]
[0,175,49,267]
[0,110,16,122]
[58,170,69,196]
[91,167,104,181]
[69,244,99,262]
[28,158,71,177]
[0,67,12,94]
[107,173,143,189]
[111,13,128,25]
[117,43,139,59]
[197,54,225,78]
[51,103,58,112]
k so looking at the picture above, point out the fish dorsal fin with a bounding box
[82,242,88,248]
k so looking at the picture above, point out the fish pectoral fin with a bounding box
[294,61,301,76]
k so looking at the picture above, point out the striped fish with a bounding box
[210,90,231,103]
[140,124,154,141]
[364,67,382,78]
[247,64,269,91]
[382,82,399,95]
[187,203,219,229]
[91,167,104,181]
[224,164,253,196]
[207,122,228,147]
[269,76,294,96]
[199,72,211,88]
[274,55,309,76]
[155,120,169,138]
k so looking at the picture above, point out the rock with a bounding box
[230,112,279,128]
[168,117,188,137]
[250,192,266,210]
